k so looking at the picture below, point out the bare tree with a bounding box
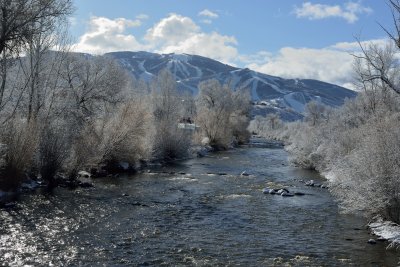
[354,0,400,95]
[196,79,250,149]
[0,0,73,55]
[304,100,327,126]
[0,0,73,117]
[60,54,130,122]
[149,69,191,160]
[266,113,281,130]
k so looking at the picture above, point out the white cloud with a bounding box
[246,46,356,89]
[330,38,389,51]
[136,14,149,20]
[145,14,238,64]
[294,1,372,23]
[200,19,212,25]
[145,13,200,45]
[159,32,238,64]
[198,9,219,18]
[73,16,146,54]
[74,14,238,64]
[238,51,272,65]
[243,38,392,89]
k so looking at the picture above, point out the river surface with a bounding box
[0,138,399,266]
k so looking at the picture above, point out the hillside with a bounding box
[107,51,357,120]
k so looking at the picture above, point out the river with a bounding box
[0,138,399,266]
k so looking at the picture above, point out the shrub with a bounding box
[36,120,71,186]
[67,99,151,174]
[0,118,38,190]
[196,79,251,149]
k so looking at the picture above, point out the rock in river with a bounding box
[240,171,250,176]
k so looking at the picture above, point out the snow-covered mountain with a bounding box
[107,51,356,120]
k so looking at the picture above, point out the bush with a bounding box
[0,118,38,190]
[279,89,400,223]
[67,100,151,174]
[151,122,192,160]
[36,120,72,186]
[148,69,192,160]
[196,79,251,149]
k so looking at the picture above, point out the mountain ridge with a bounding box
[106,51,357,120]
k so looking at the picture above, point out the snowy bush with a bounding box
[0,119,38,190]
[148,69,192,160]
[196,79,251,149]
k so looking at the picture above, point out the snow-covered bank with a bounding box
[325,171,400,248]
[302,168,400,248]
[369,217,400,248]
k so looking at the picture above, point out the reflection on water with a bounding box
[0,139,399,266]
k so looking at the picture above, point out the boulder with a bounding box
[305,180,314,186]
[277,188,289,194]
[78,170,91,178]
[240,171,250,176]
[367,239,377,244]
[281,192,294,197]
[263,188,276,194]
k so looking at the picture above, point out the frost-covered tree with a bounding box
[196,79,250,149]
[304,100,328,126]
[148,69,191,160]
[0,0,73,189]
[60,54,129,122]
[0,0,73,119]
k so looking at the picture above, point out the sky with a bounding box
[70,0,393,89]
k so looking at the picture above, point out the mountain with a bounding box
[107,51,357,121]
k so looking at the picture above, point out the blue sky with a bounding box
[70,0,392,88]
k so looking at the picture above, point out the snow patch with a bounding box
[171,53,191,63]
[251,79,260,101]
[369,216,400,247]
[283,93,306,113]
[138,60,154,81]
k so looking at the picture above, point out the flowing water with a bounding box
[0,138,399,266]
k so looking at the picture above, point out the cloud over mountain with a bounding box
[73,11,383,89]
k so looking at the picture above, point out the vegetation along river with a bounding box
[0,138,399,266]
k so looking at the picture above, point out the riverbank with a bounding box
[369,217,400,248]
[0,143,217,204]
[323,170,400,248]
[254,132,400,249]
